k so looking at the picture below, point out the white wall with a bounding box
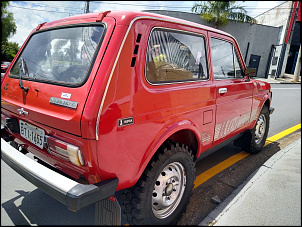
[255,1,293,44]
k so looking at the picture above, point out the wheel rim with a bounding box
[152,162,186,219]
[255,113,266,144]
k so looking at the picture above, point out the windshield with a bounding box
[10,25,104,86]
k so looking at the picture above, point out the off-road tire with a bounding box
[234,105,270,154]
[117,141,196,225]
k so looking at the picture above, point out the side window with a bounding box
[145,29,208,84]
[210,37,243,79]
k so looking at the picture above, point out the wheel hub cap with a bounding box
[255,113,266,144]
[165,183,173,196]
[152,162,186,219]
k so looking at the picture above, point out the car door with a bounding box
[209,33,255,146]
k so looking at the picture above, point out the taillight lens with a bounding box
[46,136,85,167]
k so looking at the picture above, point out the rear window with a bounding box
[9,24,105,86]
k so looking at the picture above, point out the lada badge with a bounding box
[49,97,78,110]
[118,117,134,127]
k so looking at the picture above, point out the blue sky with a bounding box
[6,1,286,46]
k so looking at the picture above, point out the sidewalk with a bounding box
[255,73,301,84]
[199,137,301,226]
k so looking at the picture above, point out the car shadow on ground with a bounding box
[1,189,95,225]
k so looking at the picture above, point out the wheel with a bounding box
[234,105,270,154]
[117,141,196,225]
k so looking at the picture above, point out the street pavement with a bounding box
[199,137,301,226]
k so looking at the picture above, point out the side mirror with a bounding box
[244,67,257,77]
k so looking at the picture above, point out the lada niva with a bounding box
[1,11,274,225]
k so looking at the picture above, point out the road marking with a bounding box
[193,152,249,189]
[193,123,301,189]
[265,123,301,146]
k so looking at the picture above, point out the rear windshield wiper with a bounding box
[18,57,29,91]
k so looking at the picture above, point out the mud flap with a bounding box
[95,196,121,225]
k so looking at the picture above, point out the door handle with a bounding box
[218,88,227,94]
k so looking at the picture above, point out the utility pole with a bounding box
[85,1,89,13]
[293,45,301,82]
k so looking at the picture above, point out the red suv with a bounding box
[1,11,274,225]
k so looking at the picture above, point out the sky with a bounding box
[5,1,286,47]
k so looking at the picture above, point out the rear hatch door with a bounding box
[1,20,110,136]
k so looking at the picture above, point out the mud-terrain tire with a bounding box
[234,105,270,154]
[117,141,196,225]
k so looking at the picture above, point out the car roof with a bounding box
[41,11,233,39]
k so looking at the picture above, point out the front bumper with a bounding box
[1,138,118,212]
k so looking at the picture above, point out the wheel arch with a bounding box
[134,119,201,185]
[251,94,271,129]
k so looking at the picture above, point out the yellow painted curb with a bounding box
[194,123,301,189]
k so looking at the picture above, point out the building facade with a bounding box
[255,1,301,78]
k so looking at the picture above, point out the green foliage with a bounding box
[1,1,18,61]
[1,41,20,61]
[191,1,257,28]
[1,1,17,42]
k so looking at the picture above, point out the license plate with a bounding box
[19,120,45,149]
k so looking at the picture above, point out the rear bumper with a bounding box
[1,138,118,212]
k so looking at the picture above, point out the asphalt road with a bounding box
[268,83,301,137]
[1,83,301,225]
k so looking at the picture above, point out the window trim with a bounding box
[144,27,210,86]
[210,36,244,80]
[8,22,107,88]
[233,46,244,79]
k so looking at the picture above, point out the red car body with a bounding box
[1,11,273,225]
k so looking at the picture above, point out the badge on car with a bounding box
[61,92,71,99]
[49,97,78,109]
[118,117,134,127]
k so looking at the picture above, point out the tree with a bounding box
[1,41,20,61]
[191,1,257,29]
[1,1,17,42]
[1,1,18,61]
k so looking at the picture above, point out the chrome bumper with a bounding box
[1,138,118,212]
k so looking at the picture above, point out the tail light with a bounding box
[45,136,85,167]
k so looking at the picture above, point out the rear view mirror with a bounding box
[244,68,257,77]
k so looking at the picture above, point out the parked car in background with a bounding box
[1,11,274,225]
[1,61,11,73]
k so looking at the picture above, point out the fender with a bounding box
[250,93,271,129]
[135,119,202,182]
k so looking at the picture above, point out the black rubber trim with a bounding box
[66,178,119,211]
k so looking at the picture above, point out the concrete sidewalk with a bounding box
[199,138,301,226]
[255,73,301,84]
